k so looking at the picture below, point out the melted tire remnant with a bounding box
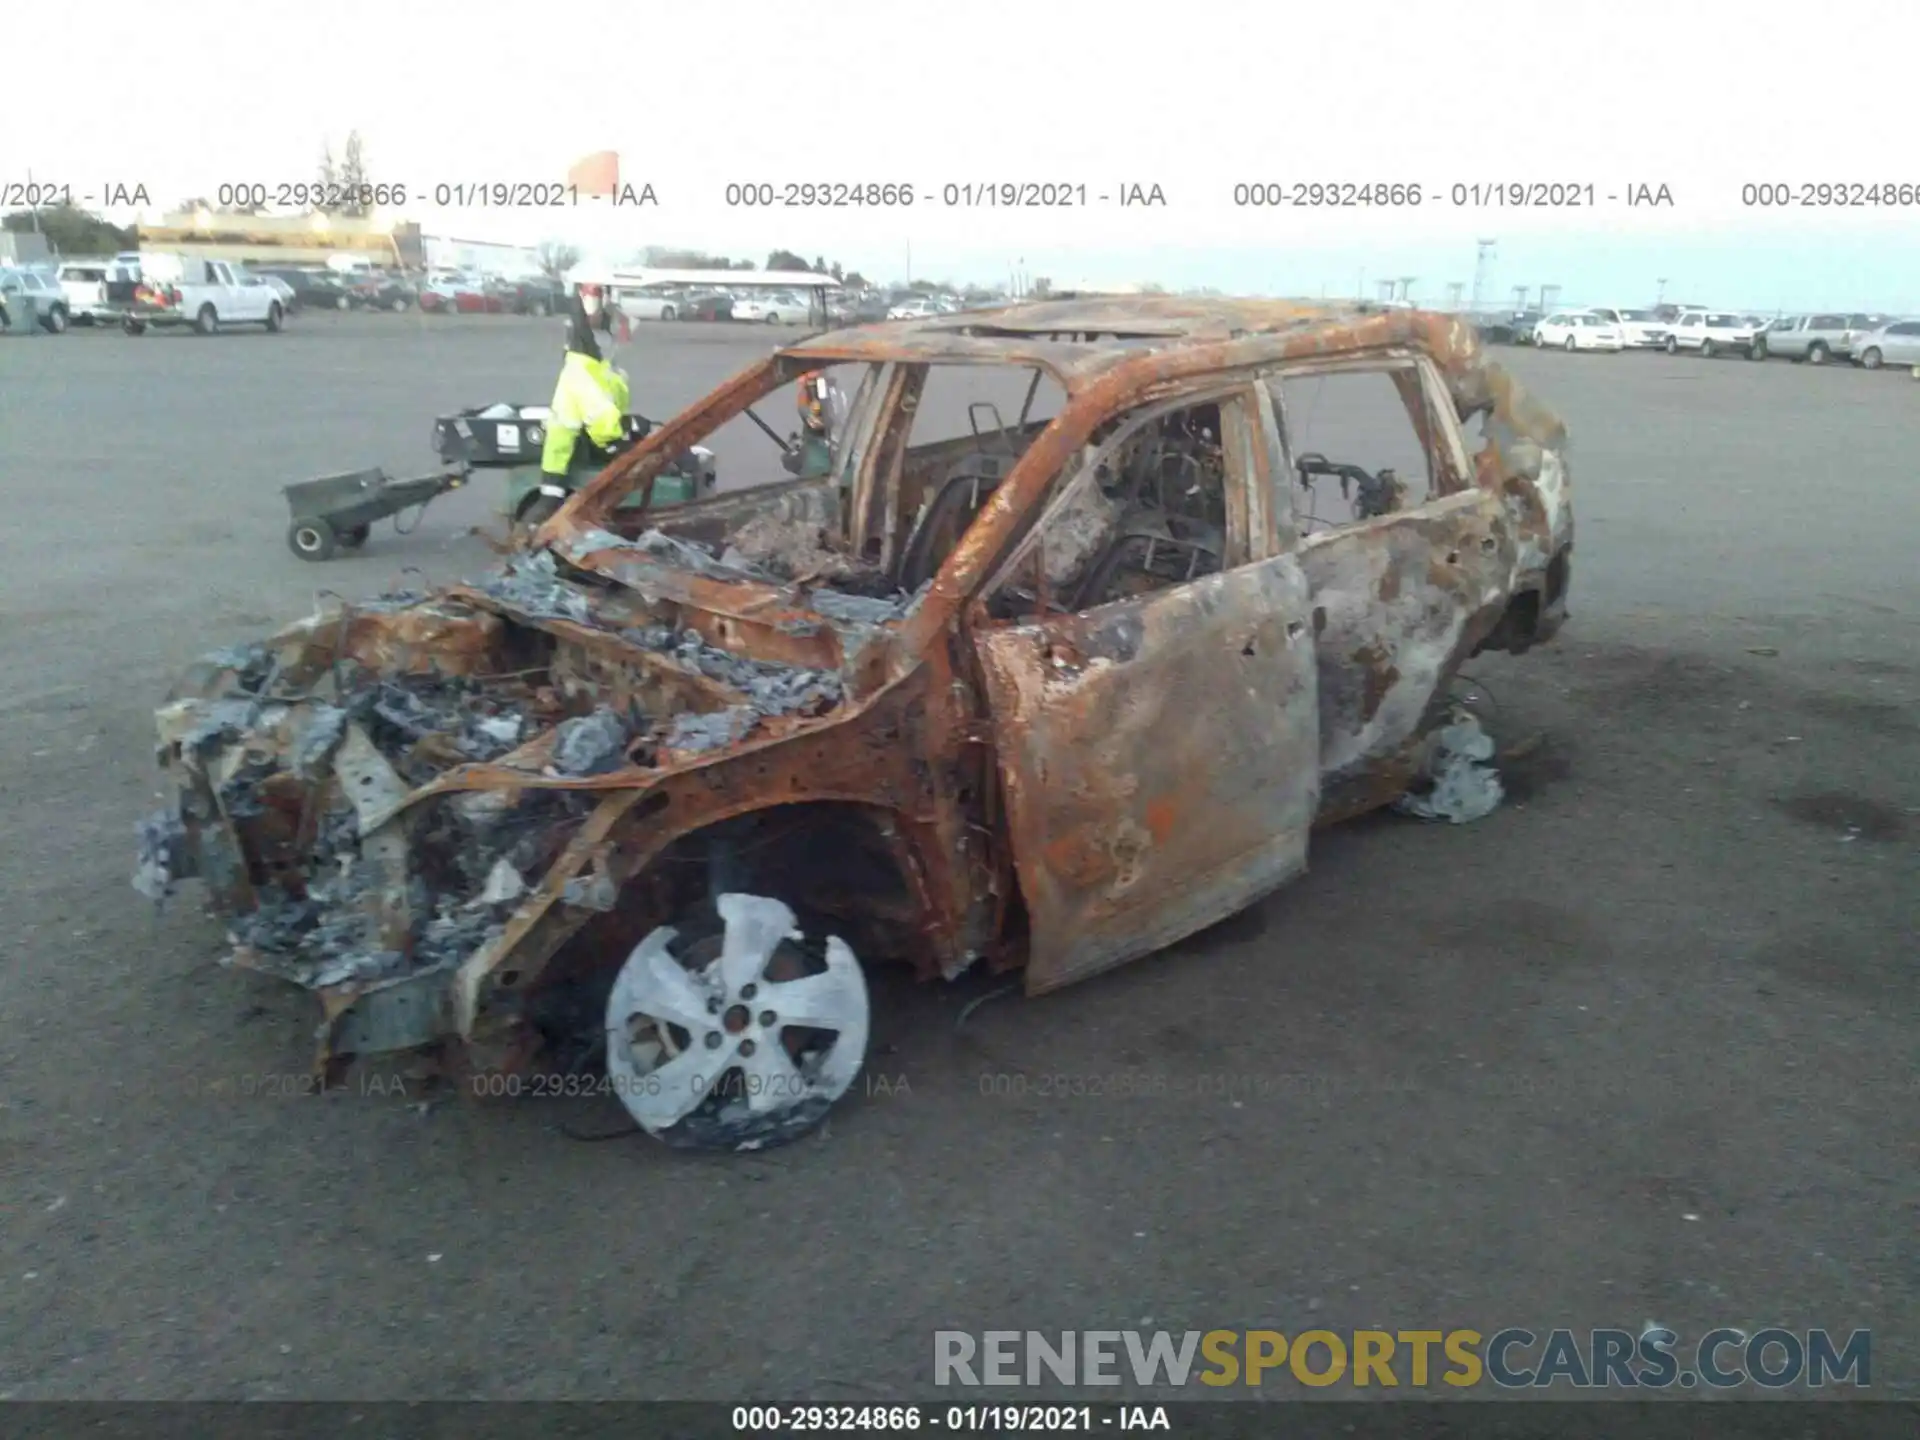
[1393,710,1505,823]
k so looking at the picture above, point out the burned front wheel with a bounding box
[604,894,870,1152]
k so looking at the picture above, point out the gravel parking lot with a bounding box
[0,313,1913,1400]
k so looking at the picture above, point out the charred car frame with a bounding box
[139,298,1573,1151]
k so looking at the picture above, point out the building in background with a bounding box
[419,235,543,277]
[133,212,423,269]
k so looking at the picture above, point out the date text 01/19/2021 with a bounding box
[1228,181,1676,208]
[468,1070,813,1101]
[730,1405,1171,1431]
[719,182,1166,207]
[200,181,658,210]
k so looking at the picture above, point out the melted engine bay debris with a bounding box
[133,518,921,1065]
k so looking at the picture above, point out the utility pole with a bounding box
[1511,284,1529,311]
[1398,276,1417,302]
[1446,281,1465,311]
[1377,278,1396,302]
[1655,276,1668,305]
[1469,238,1496,313]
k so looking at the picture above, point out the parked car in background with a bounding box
[499,276,565,316]
[829,292,892,326]
[350,271,417,311]
[1506,309,1545,344]
[1472,314,1519,344]
[419,278,506,314]
[238,272,298,317]
[1848,319,1920,370]
[1584,306,1667,348]
[614,286,684,320]
[732,291,813,324]
[887,295,942,320]
[679,290,734,321]
[1756,313,1877,364]
[257,267,356,312]
[57,259,140,325]
[1663,311,1762,358]
[1533,311,1625,352]
[0,266,72,331]
[248,273,300,313]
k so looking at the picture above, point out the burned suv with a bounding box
[137,298,1573,1151]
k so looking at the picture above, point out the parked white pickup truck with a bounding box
[125,253,285,335]
[58,259,140,325]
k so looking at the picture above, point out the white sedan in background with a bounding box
[1585,305,1667,348]
[731,291,812,324]
[1533,311,1626,352]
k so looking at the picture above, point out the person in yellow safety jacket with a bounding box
[539,286,632,487]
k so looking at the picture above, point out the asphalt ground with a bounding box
[0,313,1914,1400]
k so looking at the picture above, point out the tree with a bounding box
[843,271,867,289]
[337,131,369,216]
[766,248,809,272]
[3,202,134,255]
[813,255,827,274]
[829,262,844,281]
[1031,277,1052,297]
[536,241,582,280]
[317,143,338,192]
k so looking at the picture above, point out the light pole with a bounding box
[1656,276,1668,305]
[1470,238,1496,313]
[1398,276,1417,303]
[1539,283,1560,312]
[1511,284,1529,312]
[1446,281,1465,311]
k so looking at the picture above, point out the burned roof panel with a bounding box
[785,300,1479,391]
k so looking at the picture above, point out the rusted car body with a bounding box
[138,298,1572,1150]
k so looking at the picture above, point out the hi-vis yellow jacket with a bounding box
[540,351,631,476]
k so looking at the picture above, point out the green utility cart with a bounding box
[432,404,718,528]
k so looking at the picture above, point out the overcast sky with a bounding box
[8,0,1918,309]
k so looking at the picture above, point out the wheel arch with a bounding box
[462,789,943,1038]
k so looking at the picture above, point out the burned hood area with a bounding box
[135,511,923,1084]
